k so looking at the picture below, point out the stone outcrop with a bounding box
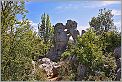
[114,47,121,59]
[46,20,79,61]
[38,58,61,80]
[35,20,81,81]
[114,46,121,81]
[66,20,79,43]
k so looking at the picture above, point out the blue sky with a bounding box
[22,0,121,33]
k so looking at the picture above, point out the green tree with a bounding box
[61,28,117,81]
[89,8,116,34]
[1,1,45,81]
[38,13,54,44]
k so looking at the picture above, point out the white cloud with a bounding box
[84,1,120,8]
[69,25,89,40]
[29,21,38,32]
[77,25,89,35]
[55,1,120,12]
[114,21,121,27]
[112,9,121,16]
[114,21,121,32]
[101,1,120,6]
[55,3,80,11]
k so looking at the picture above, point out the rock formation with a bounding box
[35,20,85,81]
[66,20,79,43]
[46,20,79,61]
[35,20,121,81]
[38,58,61,81]
[114,46,121,81]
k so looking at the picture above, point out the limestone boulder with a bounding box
[39,58,61,78]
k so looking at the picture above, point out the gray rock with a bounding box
[114,47,121,81]
[116,68,121,81]
[39,58,61,78]
[116,58,121,69]
[46,20,79,61]
[77,64,86,81]
[114,46,121,59]
[66,20,79,43]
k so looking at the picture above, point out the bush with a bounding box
[61,28,119,81]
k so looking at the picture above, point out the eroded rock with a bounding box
[114,46,121,81]
[114,46,121,59]
[46,20,79,61]
[38,58,61,79]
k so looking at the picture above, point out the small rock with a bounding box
[42,58,51,63]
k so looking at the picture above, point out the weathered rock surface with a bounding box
[38,58,61,80]
[66,20,79,43]
[114,46,121,81]
[46,20,79,61]
[114,46,121,59]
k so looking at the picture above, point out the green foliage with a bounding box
[38,13,54,44]
[1,23,44,80]
[61,51,71,59]
[33,64,48,81]
[62,27,120,81]
[1,1,47,81]
[1,2,120,81]
[102,31,121,53]
[1,1,28,34]
[76,28,103,70]
[59,62,77,81]
[89,8,116,34]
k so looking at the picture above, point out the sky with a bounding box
[22,0,121,34]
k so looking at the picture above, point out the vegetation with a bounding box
[61,28,119,80]
[61,9,121,81]
[89,8,116,34]
[1,1,121,81]
[1,1,47,81]
[38,13,54,44]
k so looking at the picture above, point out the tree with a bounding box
[1,1,28,34]
[89,8,116,34]
[61,28,117,80]
[1,1,45,81]
[38,13,54,44]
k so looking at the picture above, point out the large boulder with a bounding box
[39,58,61,79]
